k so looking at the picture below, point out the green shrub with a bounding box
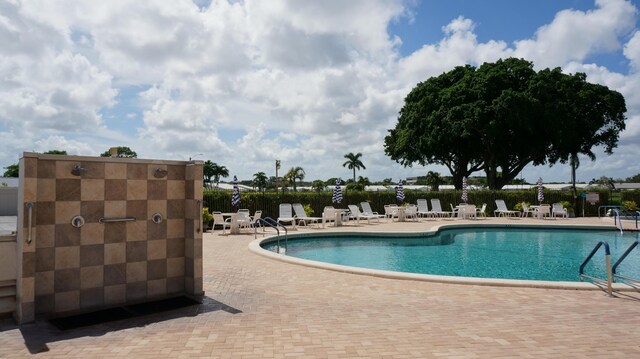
[202,207,213,224]
[623,200,638,211]
[559,201,574,212]
[303,204,314,216]
[514,202,529,211]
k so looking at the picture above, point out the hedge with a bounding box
[203,189,611,219]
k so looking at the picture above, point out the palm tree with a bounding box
[342,152,366,182]
[210,163,229,189]
[285,166,305,192]
[311,180,325,192]
[425,171,443,191]
[253,172,268,192]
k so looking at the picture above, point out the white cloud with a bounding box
[1,0,640,184]
[513,0,637,68]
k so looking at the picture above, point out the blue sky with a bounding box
[1,0,640,184]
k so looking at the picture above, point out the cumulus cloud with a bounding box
[1,0,640,183]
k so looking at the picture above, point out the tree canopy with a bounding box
[384,58,627,189]
[203,161,228,187]
[100,146,137,158]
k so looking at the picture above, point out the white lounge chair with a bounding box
[360,202,385,221]
[552,203,567,219]
[292,203,322,227]
[430,199,452,218]
[348,204,380,224]
[277,203,297,229]
[416,199,431,218]
[494,199,519,217]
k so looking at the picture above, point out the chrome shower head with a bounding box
[154,168,168,178]
[71,164,86,176]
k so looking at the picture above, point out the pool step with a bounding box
[0,279,16,316]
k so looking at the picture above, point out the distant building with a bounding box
[0,177,19,188]
[614,183,640,190]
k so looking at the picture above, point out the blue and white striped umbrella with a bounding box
[396,180,405,202]
[537,177,544,204]
[231,175,241,207]
[461,177,468,203]
[332,178,343,204]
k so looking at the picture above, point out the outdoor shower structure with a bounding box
[7,152,204,323]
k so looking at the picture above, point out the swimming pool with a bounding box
[260,226,640,282]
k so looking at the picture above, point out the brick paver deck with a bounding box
[1,217,639,358]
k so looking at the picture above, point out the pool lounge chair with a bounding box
[430,199,452,218]
[494,199,519,217]
[360,202,385,221]
[292,203,322,227]
[416,199,431,218]
[277,203,297,229]
[348,204,380,224]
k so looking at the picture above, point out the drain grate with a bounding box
[49,296,201,331]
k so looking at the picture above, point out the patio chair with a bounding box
[476,203,487,218]
[360,202,385,221]
[236,210,252,232]
[494,199,519,217]
[212,211,231,234]
[277,203,297,229]
[292,203,322,227]
[322,206,337,228]
[251,210,263,230]
[521,203,536,218]
[537,204,552,219]
[416,199,431,218]
[348,204,379,224]
[552,203,568,219]
[430,199,452,218]
[404,205,418,221]
[463,204,477,220]
[384,204,399,221]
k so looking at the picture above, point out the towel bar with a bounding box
[99,217,136,223]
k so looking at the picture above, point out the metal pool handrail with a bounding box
[579,241,612,295]
[612,240,639,285]
[255,217,288,254]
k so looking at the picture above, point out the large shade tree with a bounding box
[384,58,626,189]
[100,146,137,158]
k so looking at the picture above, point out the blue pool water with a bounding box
[262,228,640,282]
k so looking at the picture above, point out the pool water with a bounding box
[263,228,640,282]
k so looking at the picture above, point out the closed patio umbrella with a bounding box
[396,180,405,203]
[537,177,544,205]
[231,175,240,207]
[461,177,468,203]
[332,178,342,204]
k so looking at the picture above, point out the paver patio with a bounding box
[1,217,639,358]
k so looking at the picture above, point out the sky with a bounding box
[1,0,640,184]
